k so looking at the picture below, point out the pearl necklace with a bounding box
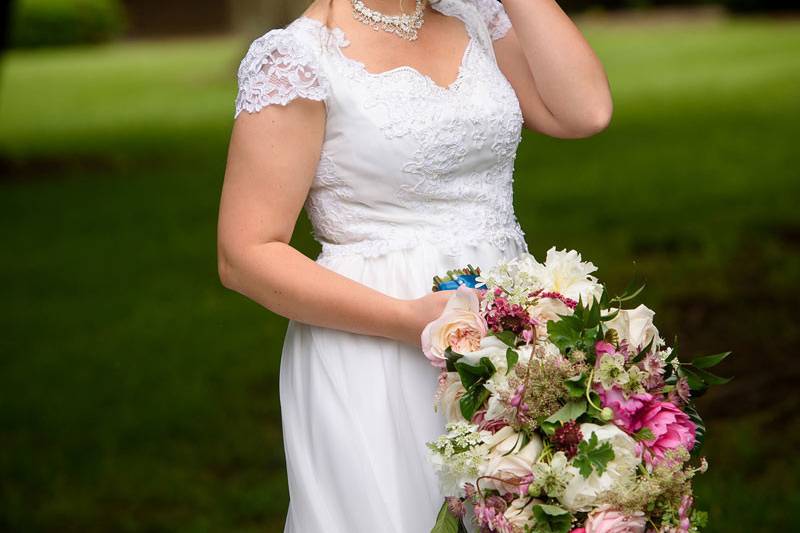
[351,0,426,41]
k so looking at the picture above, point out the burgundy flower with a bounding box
[484,296,537,336]
[552,420,584,459]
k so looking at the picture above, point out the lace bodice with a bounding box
[235,0,527,259]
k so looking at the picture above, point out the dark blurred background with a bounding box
[1,0,798,531]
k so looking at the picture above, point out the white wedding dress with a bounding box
[234,0,528,530]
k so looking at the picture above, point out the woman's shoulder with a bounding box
[234,18,331,118]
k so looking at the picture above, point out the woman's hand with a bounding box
[393,288,484,349]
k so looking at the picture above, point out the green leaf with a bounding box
[599,285,610,308]
[600,307,620,322]
[545,399,587,425]
[587,295,602,328]
[431,500,460,533]
[444,347,462,372]
[532,504,572,533]
[631,337,655,364]
[613,280,646,304]
[691,351,731,369]
[573,432,615,478]
[491,329,518,347]
[564,374,586,399]
[547,316,583,353]
[634,427,655,442]
[690,366,734,386]
[454,357,495,390]
[459,383,490,421]
[678,367,708,395]
[536,503,569,516]
[540,420,558,436]
[683,402,706,457]
[505,347,519,374]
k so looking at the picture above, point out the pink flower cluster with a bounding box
[485,288,537,337]
[529,288,579,309]
[473,494,514,533]
[598,386,696,466]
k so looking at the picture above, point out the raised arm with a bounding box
[488,0,613,139]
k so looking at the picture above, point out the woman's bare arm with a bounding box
[217,97,453,347]
[493,0,614,139]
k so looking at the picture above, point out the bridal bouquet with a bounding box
[422,248,732,533]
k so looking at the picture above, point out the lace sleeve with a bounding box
[234,29,329,118]
[471,0,512,41]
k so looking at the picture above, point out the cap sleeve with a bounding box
[471,0,512,41]
[234,28,329,118]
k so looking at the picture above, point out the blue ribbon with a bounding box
[437,274,481,291]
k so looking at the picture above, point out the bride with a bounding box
[217,0,611,530]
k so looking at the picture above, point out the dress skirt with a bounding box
[279,239,527,533]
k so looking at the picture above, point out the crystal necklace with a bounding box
[351,0,426,41]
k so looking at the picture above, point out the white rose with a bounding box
[560,423,642,512]
[530,247,604,304]
[437,372,467,424]
[480,427,543,495]
[604,304,662,352]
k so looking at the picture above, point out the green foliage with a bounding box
[684,402,707,457]
[455,357,496,421]
[431,500,465,533]
[491,329,518,348]
[692,351,732,369]
[505,347,519,374]
[564,374,586,399]
[546,400,587,425]
[531,504,572,533]
[573,432,616,478]
[11,0,126,49]
[547,295,603,359]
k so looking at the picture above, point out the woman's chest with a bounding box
[320,39,524,181]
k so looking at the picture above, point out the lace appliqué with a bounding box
[321,2,524,258]
[469,0,512,41]
[303,149,357,245]
[285,1,527,261]
[234,29,329,118]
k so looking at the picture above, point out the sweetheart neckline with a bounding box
[294,0,475,93]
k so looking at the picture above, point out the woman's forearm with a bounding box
[218,241,414,342]
[502,0,613,129]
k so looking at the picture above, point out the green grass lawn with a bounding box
[1,13,799,532]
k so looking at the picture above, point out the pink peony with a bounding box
[584,507,647,533]
[598,386,696,466]
[596,386,654,433]
[571,529,587,533]
[421,285,487,368]
[595,340,617,356]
